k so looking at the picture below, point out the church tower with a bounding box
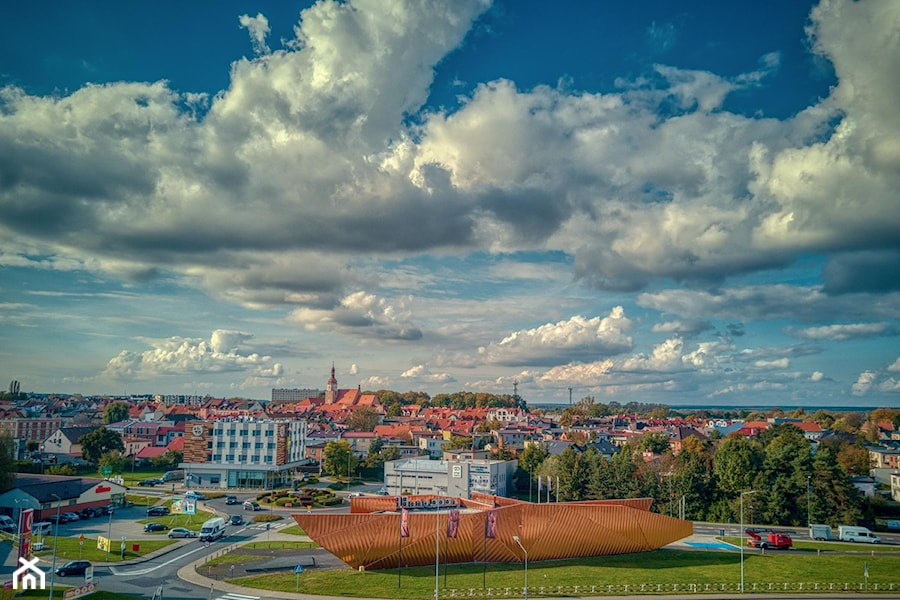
[325,364,338,404]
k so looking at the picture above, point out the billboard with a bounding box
[170,499,196,515]
[17,509,33,562]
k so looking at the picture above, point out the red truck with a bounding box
[745,528,793,550]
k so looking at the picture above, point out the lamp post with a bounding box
[48,493,62,600]
[806,475,811,526]
[512,535,528,600]
[740,490,756,594]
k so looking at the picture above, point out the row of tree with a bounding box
[519,424,871,527]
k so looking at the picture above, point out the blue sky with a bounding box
[1,0,899,407]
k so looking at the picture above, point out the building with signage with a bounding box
[383,457,516,498]
[0,474,128,524]
[180,419,307,489]
[294,492,693,571]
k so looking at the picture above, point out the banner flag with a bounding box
[484,510,497,539]
[547,476,552,492]
[447,509,460,539]
[400,509,410,538]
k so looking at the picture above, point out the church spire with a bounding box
[326,363,338,404]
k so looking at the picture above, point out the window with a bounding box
[242,442,250,448]
[226,454,234,461]
[265,430,274,437]
[267,443,276,450]
[229,442,237,448]
[240,430,248,436]
[213,455,221,461]
[255,442,263,449]
[227,429,236,435]
[252,430,260,437]
[238,455,246,461]
[264,456,273,463]
[250,456,258,463]
[207,441,213,449]
[217,442,225,448]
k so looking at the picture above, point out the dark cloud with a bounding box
[822,251,900,295]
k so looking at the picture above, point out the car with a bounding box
[0,517,15,533]
[229,515,244,526]
[137,479,159,487]
[146,506,170,517]
[349,492,363,497]
[62,512,80,522]
[98,504,115,515]
[225,495,238,505]
[46,514,65,524]
[242,501,260,511]
[185,491,206,501]
[167,527,197,539]
[143,522,169,532]
[375,487,388,495]
[56,560,91,577]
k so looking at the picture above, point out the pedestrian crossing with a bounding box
[215,592,260,600]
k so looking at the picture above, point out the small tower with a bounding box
[325,364,338,404]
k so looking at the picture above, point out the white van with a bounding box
[0,515,16,533]
[838,525,881,543]
[33,521,53,536]
[199,517,226,542]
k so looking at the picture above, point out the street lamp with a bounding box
[48,493,62,600]
[740,490,757,594]
[512,535,528,600]
[806,475,811,526]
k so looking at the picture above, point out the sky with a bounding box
[1,0,899,408]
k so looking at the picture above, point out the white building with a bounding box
[383,457,516,498]
[181,419,307,489]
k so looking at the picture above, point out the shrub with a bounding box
[252,513,283,523]
[256,492,269,501]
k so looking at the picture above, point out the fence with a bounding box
[443,581,900,597]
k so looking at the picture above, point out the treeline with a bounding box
[365,390,525,416]
[520,424,879,528]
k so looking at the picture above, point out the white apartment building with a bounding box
[383,457,516,498]
[181,419,307,489]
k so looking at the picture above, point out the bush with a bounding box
[326,482,344,490]
[323,497,343,506]
[252,513,283,523]
[256,492,270,501]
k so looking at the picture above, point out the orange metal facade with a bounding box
[293,494,692,570]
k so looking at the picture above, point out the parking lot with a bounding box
[36,502,207,542]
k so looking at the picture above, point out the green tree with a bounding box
[518,444,549,476]
[713,435,763,494]
[0,430,15,492]
[669,445,715,520]
[809,446,864,526]
[837,444,872,475]
[323,440,357,479]
[99,449,126,474]
[345,406,381,432]
[151,449,183,469]
[79,427,124,463]
[103,401,130,424]
[635,431,671,454]
[489,446,515,461]
[556,447,592,501]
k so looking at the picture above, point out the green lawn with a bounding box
[32,535,176,562]
[279,524,307,536]
[230,549,900,599]
[82,468,166,487]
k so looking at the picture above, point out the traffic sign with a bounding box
[294,565,304,574]
[79,534,85,542]
[84,566,93,584]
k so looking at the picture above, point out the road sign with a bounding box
[79,534,85,542]
[100,467,112,477]
[84,566,93,584]
[294,565,304,574]
[97,536,109,551]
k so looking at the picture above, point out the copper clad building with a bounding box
[293,493,692,571]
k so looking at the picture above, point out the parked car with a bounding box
[242,501,260,511]
[56,560,91,577]
[143,522,169,532]
[185,491,206,501]
[77,508,98,519]
[167,527,197,539]
[147,506,170,517]
[62,512,80,522]
[0,516,16,533]
[137,479,159,487]
[33,521,54,536]
[99,504,115,515]
[225,495,238,505]
[46,514,65,524]
[229,515,244,526]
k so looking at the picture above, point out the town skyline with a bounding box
[1,0,899,407]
